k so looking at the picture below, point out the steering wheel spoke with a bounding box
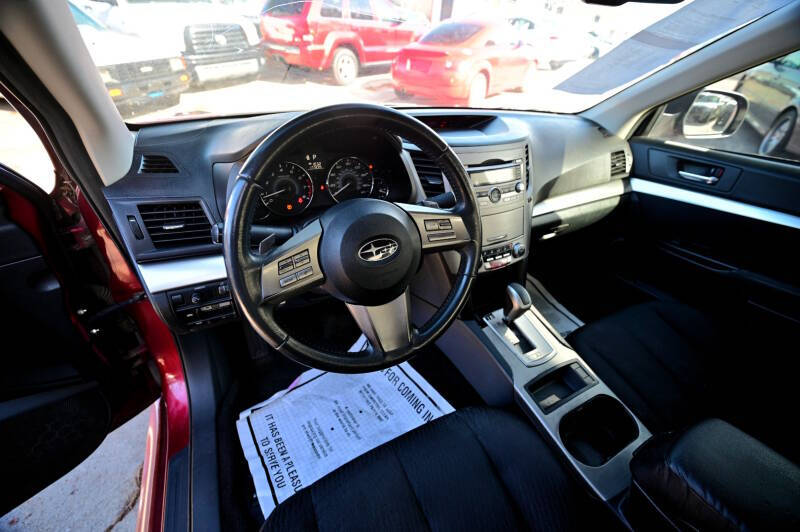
[346,289,413,355]
[397,203,471,252]
[259,219,325,304]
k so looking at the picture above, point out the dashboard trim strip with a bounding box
[138,254,227,293]
[630,178,800,230]
[531,179,629,218]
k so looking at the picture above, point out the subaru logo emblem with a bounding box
[358,238,399,262]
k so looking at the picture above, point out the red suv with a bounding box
[260,0,428,85]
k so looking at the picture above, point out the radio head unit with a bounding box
[467,158,528,272]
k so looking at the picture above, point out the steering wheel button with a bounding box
[424,220,440,231]
[279,273,298,287]
[427,231,456,242]
[278,258,294,274]
[296,266,313,280]
[293,251,311,267]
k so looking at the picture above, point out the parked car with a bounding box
[76,0,266,85]
[509,16,596,70]
[260,0,429,85]
[392,19,536,106]
[734,50,800,158]
[69,2,190,116]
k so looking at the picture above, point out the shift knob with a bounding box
[503,283,531,324]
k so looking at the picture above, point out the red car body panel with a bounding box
[261,0,425,71]
[78,192,188,532]
[392,20,534,103]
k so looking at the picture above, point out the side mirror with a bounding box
[682,90,749,138]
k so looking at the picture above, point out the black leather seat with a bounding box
[262,407,619,531]
[568,300,799,463]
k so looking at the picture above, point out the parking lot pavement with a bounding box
[134,62,575,123]
[1,407,151,532]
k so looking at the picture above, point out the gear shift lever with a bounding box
[504,283,531,324]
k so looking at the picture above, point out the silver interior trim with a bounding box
[631,178,800,229]
[532,179,629,218]
[137,254,227,293]
[347,289,412,353]
[482,306,651,501]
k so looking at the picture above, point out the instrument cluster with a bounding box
[252,130,411,220]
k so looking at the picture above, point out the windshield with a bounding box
[69,0,791,123]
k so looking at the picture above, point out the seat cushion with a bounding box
[262,407,619,532]
[567,301,799,463]
[568,301,725,435]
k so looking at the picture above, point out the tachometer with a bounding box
[326,157,374,203]
[259,162,314,216]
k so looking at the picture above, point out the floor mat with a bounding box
[526,274,584,337]
[237,349,454,520]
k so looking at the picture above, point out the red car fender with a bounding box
[321,32,365,69]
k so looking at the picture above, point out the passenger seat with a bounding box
[567,301,799,463]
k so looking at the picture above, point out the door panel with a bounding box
[0,165,154,513]
[630,137,800,215]
[627,137,800,331]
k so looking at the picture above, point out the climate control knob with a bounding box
[512,243,526,258]
[489,187,502,203]
[515,182,524,193]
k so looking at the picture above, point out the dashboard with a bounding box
[102,109,631,332]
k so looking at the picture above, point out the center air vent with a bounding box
[409,150,444,197]
[610,150,627,177]
[139,154,178,174]
[138,202,212,248]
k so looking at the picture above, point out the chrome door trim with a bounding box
[630,178,800,230]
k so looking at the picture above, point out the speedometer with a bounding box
[326,157,374,203]
[259,162,314,216]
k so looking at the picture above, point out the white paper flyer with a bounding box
[236,360,454,519]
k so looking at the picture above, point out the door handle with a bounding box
[678,170,719,185]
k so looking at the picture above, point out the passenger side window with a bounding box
[320,0,342,18]
[645,50,800,164]
[0,102,55,193]
[350,0,373,20]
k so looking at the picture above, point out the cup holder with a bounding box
[558,394,638,467]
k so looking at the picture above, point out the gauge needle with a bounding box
[261,188,287,199]
[331,182,351,197]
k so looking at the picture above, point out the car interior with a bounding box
[1,0,799,531]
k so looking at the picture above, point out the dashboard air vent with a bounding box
[137,202,211,248]
[524,144,530,183]
[139,154,179,174]
[409,150,444,197]
[610,150,627,177]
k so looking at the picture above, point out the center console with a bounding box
[481,284,651,501]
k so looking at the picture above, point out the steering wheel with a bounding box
[224,104,481,372]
